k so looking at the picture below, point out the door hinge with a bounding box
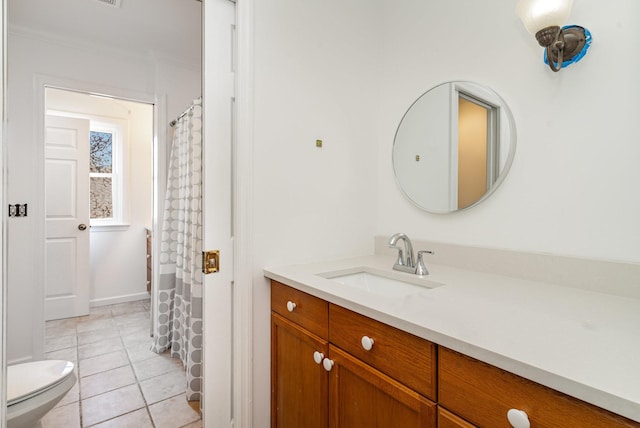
[203,250,220,274]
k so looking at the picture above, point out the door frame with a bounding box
[231,0,254,426]
[1,0,7,426]
[448,81,502,211]
[32,75,164,358]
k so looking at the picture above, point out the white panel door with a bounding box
[44,115,91,320]
[202,0,235,426]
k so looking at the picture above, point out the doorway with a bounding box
[4,0,201,367]
[3,0,253,426]
[457,93,499,210]
[44,87,154,321]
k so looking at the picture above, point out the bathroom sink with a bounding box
[320,269,443,298]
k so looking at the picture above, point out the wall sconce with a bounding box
[516,0,591,72]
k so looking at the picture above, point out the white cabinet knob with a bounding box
[361,335,374,351]
[507,409,530,428]
[313,351,324,365]
[286,301,296,312]
[322,358,334,372]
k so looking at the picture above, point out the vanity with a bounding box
[265,245,640,427]
[266,79,639,426]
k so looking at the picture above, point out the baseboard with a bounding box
[90,292,150,307]
[7,355,34,366]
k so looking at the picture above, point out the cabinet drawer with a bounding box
[439,347,640,428]
[271,281,328,339]
[329,304,437,400]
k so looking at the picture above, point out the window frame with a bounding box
[89,120,126,227]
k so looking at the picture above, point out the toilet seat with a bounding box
[7,360,75,406]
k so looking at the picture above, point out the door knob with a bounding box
[78,224,87,231]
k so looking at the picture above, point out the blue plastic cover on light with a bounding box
[544,25,592,68]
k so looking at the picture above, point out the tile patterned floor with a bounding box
[43,299,202,428]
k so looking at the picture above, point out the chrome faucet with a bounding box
[388,233,433,275]
[388,233,415,273]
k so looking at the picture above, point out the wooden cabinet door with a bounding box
[272,312,329,428]
[328,345,436,428]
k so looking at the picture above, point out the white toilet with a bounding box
[7,360,77,428]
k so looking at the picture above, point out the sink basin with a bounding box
[320,269,443,298]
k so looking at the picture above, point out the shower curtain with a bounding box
[151,98,203,401]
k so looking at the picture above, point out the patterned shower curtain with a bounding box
[151,98,203,401]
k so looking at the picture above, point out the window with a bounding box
[89,122,124,225]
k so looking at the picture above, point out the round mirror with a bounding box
[392,81,516,213]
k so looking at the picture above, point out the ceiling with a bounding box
[8,0,202,66]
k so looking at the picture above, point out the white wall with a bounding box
[376,0,640,264]
[251,0,382,423]
[89,100,154,306]
[6,29,201,363]
[250,0,640,425]
[154,58,203,169]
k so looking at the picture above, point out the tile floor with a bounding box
[43,299,202,428]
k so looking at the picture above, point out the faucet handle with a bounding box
[415,250,434,276]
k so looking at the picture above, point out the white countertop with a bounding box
[264,255,640,422]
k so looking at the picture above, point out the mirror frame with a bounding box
[392,81,517,214]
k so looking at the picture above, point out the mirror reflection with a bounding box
[392,81,516,213]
